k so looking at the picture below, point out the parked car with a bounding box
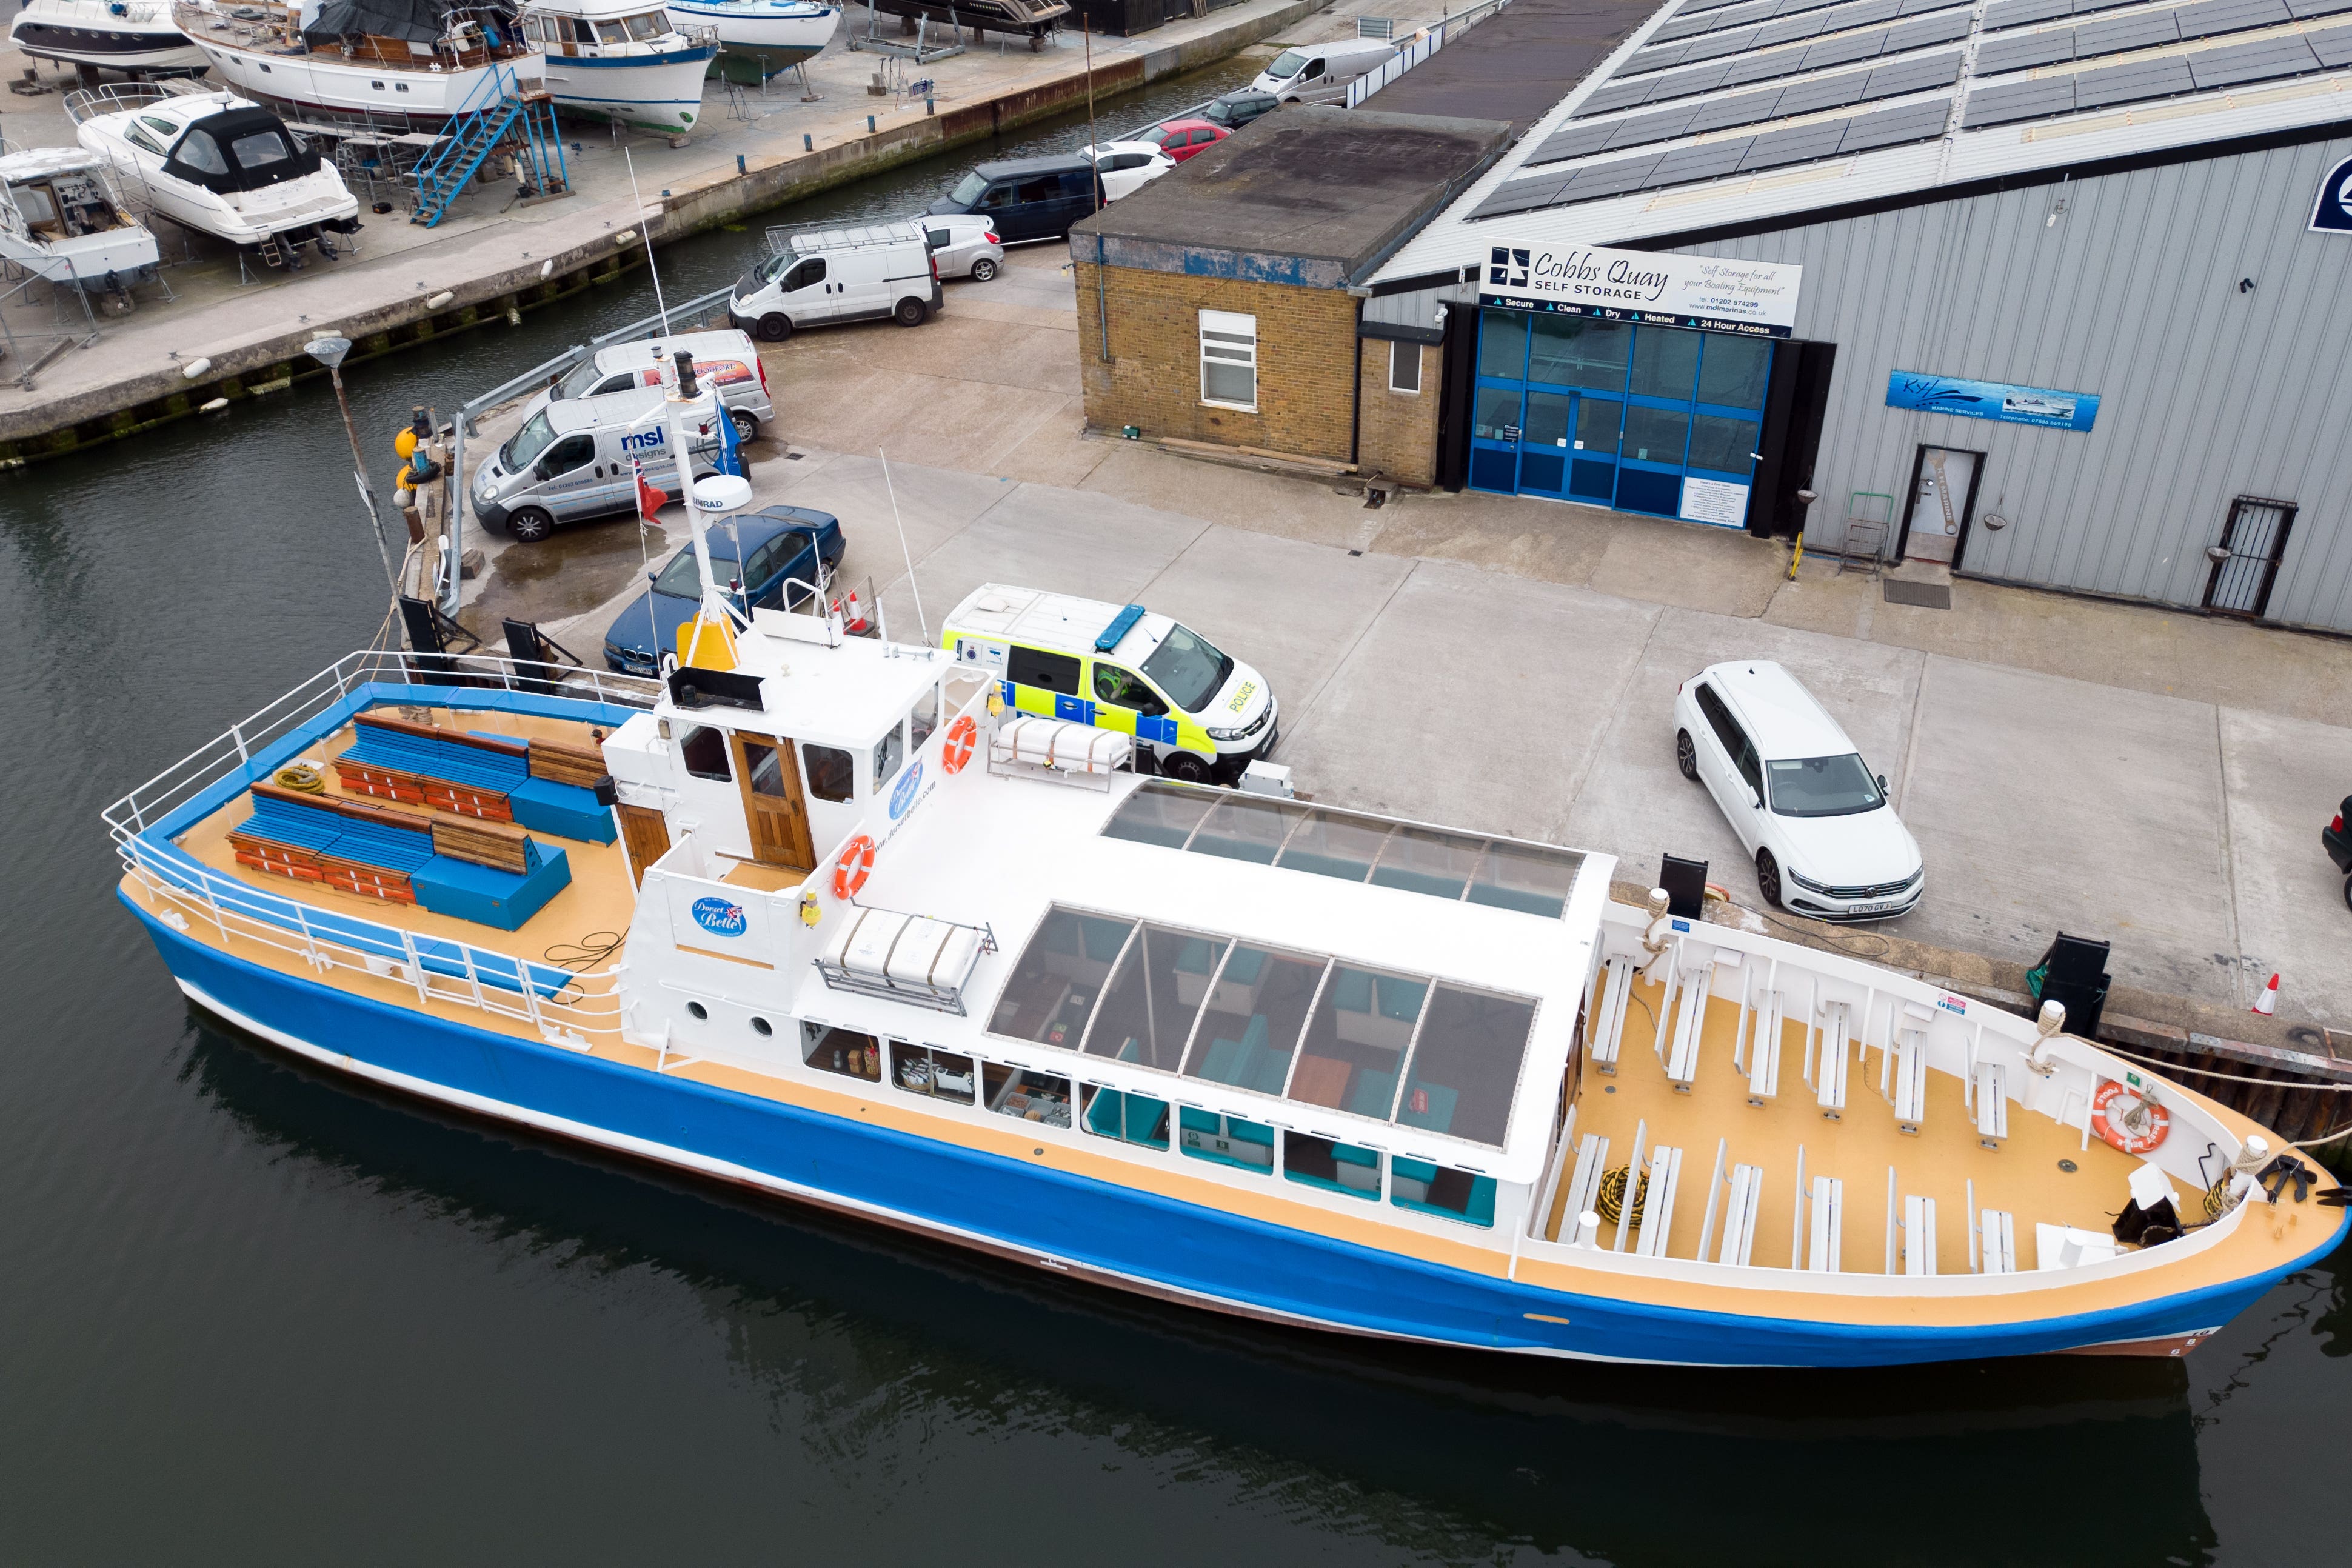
[927,153,1103,244]
[728,221,941,343]
[920,212,1005,281]
[2325,794,2352,910]
[602,505,847,674]
[1139,117,1229,162]
[520,327,770,442]
[1201,88,1279,130]
[1077,140,1177,200]
[1249,38,1397,104]
[472,386,721,544]
[1672,660,1924,921]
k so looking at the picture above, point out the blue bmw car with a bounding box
[602,505,846,673]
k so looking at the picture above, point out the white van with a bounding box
[1249,38,1398,104]
[728,221,943,344]
[519,328,772,442]
[470,385,722,544]
[942,584,1278,783]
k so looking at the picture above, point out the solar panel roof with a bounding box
[1438,0,2352,230]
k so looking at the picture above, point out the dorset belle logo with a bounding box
[889,758,924,821]
[690,896,747,938]
[1488,245,1529,289]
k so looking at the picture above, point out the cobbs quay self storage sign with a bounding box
[1478,242,1802,338]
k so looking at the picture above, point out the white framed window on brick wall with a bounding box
[1389,339,1422,395]
[1199,309,1257,411]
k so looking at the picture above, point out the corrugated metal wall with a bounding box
[1679,136,2352,633]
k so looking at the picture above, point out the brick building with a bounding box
[1069,105,1508,485]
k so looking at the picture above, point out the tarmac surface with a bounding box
[449,245,2352,1032]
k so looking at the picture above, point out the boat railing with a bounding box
[63,81,180,128]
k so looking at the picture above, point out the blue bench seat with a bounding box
[230,783,571,932]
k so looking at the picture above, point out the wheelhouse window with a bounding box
[1199,309,1257,410]
[802,742,854,802]
[907,689,939,751]
[804,1024,881,1083]
[626,10,669,38]
[891,1042,975,1103]
[874,721,904,790]
[229,128,295,170]
[595,19,629,43]
[679,724,731,782]
[984,1064,1071,1128]
[173,128,228,175]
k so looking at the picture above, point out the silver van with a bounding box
[1249,38,1398,104]
[470,385,722,544]
[519,327,773,442]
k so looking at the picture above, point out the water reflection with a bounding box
[178,1013,2224,1567]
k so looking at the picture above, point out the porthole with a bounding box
[259,62,270,72]
[371,80,384,89]
[750,1016,773,1037]
[686,1001,708,1021]
[396,82,410,92]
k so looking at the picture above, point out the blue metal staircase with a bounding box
[410,63,569,229]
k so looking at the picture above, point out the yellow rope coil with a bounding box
[1595,1165,1649,1227]
[272,762,326,794]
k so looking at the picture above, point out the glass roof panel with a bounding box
[1188,795,1298,865]
[1468,839,1582,918]
[1395,985,1537,1148]
[1274,810,1392,884]
[1082,924,1226,1073]
[1291,963,1429,1123]
[1369,825,1486,901]
[1102,782,1217,848]
[1182,945,1327,1095]
[987,909,1135,1049]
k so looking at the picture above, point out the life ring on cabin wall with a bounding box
[832,834,877,901]
[2091,1079,2170,1155]
[941,714,978,775]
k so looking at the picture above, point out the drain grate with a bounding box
[1882,579,1951,609]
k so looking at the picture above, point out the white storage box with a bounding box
[820,907,984,1006]
[994,716,1132,775]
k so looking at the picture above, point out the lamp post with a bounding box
[305,334,398,594]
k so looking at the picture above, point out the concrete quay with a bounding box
[0,0,1328,464]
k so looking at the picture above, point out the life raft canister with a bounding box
[2091,1079,2170,1155]
[832,833,876,901]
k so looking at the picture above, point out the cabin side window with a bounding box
[595,19,629,44]
[1179,1109,1274,1174]
[891,1042,975,1104]
[803,1024,881,1083]
[1283,1132,1382,1199]
[173,129,228,176]
[680,724,731,782]
[626,12,667,39]
[983,1064,1071,1128]
[907,688,939,751]
[1007,644,1080,696]
[803,742,854,802]
[1391,1159,1495,1227]
[1080,1083,1171,1149]
[874,721,904,790]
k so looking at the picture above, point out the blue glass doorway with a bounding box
[1469,310,1771,525]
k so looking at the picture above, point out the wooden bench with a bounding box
[1806,1175,1843,1272]
[1902,1193,1939,1276]
[1662,962,1711,1092]
[228,781,572,932]
[1978,1207,2017,1274]
[335,712,615,843]
[1588,955,1636,1075]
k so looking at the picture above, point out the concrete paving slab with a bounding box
[1131,524,1415,721]
[2217,709,2352,1024]
[1562,609,1927,899]
[1585,514,1786,619]
[1275,561,1660,842]
[1894,658,2241,1007]
[1079,440,1381,552]
[1363,487,1617,587]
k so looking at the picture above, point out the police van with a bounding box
[470,384,723,543]
[943,584,1277,782]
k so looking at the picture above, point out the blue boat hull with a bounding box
[127,898,2337,1368]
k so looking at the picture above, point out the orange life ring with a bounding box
[941,713,978,775]
[2091,1079,2170,1155]
[832,834,876,901]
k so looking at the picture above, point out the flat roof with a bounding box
[1363,0,1666,135]
[1070,105,1512,288]
[1376,0,2352,281]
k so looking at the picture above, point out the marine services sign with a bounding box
[1477,242,1802,338]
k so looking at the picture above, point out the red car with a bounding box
[1141,118,1229,162]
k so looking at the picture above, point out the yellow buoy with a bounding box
[395,427,419,462]
[676,612,738,673]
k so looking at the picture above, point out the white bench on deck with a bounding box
[1590,955,1636,1075]
[1902,1193,1938,1275]
[1743,986,1785,1106]
[1891,1004,1932,1135]
[1663,963,1711,1092]
[1978,1208,2017,1274]
[1806,1175,1843,1272]
[1811,1000,1852,1118]
[1719,1163,1764,1266]
[1972,1061,2009,1149]
[1561,1133,1610,1244]
[1633,1143,1684,1258]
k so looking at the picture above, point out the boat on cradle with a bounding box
[171,1,543,124]
[8,0,210,76]
[855,0,1066,52]
[664,0,834,81]
[69,85,360,258]
[519,0,717,132]
[0,146,162,289]
[107,373,2345,1369]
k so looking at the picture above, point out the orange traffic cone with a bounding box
[843,590,869,634]
[2251,973,2279,1016]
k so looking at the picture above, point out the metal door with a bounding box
[2202,496,2296,617]
[1515,389,1574,498]
[1569,395,1622,503]
[1902,447,1976,564]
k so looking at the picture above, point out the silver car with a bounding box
[921,213,1006,282]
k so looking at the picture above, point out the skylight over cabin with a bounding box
[1101,784,1585,919]
[986,906,1540,1150]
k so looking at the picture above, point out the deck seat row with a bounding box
[227,781,572,932]
[333,712,616,844]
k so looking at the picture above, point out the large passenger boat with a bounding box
[109,365,2344,1368]
[173,0,543,123]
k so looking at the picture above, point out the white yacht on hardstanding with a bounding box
[0,146,161,285]
[8,0,208,76]
[70,87,360,261]
[664,0,834,77]
[520,0,717,132]
[173,0,543,122]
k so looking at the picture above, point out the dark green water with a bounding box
[5,56,2350,1566]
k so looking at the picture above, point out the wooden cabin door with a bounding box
[616,804,670,887]
[730,732,815,870]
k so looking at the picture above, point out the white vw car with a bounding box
[1672,661,1925,921]
[1077,141,1178,201]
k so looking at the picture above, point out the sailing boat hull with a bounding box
[540,45,717,132]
